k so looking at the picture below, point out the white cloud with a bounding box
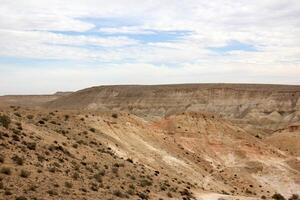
[0,0,300,94]
[98,26,156,35]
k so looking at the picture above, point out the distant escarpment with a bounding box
[45,84,300,133]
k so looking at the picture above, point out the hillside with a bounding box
[1,106,299,199]
[265,123,300,156]
[0,106,196,200]
[45,84,300,134]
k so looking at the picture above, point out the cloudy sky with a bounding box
[0,0,300,94]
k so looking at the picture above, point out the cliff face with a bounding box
[46,84,300,133]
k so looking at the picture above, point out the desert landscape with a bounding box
[0,84,299,200]
[1,1,300,199]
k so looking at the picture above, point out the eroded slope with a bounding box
[45,84,300,134]
[1,106,299,200]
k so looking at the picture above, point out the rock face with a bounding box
[46,84,300,133]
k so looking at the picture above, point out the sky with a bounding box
[0,0,300,94]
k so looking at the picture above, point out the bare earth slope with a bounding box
[1,106,299,200]
[45,84,300,133]
[0,107,196,200]
[265,123,300,156]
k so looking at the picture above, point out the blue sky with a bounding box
[0,0,300,94]
[209,40,257,54]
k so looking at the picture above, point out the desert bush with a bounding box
[20,169,31,178]
[12,134,20,142]
[72,172,80,180]
[138,192,149,199]
[26,115,34,120]
[272,193,286,200]
[1,167,11,175]
[289,194,300,200]
[12,155,24,165]
[90,183,98,191]
[140,179,152,187]
[26,142,36,150]
[4,190,12,195]
[127,189,135,195]
[111,166,119,174]
[180,189,194,198]
[16,196,28,200]
[0,115,11,128]
[48,167,57,173]
[64,115,70,120]
[113,190,126,198]
[47,190,58,196]
[130,175,136,180]
[129,184,135,189]
[64,181,73,188]
[13,128,21,135]
[14,112,21,117]
[37,154,45,162]
[42,117,49,122]
[38,120,45,125]
[89,128,96,132]
[94,172,104,183]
